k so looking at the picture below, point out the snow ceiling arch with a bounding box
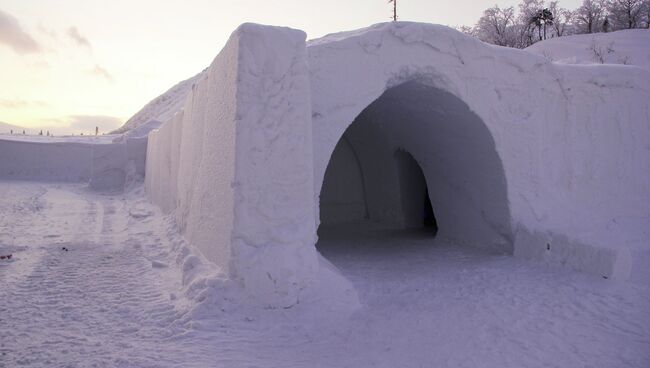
[145,22,650,307]
[317,80,512,251]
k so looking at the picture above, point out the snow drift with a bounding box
[144,22,650,306]
[526,29,650,70]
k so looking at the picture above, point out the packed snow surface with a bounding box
[0,182,648,367]
[526,29,650,69]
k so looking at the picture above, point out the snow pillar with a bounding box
[227,24,319,307]
[89,142,127,191]
[161,24,320,307]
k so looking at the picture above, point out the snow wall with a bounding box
[145,24,356,308]
[0,137,148,191]
[145,22,650,306]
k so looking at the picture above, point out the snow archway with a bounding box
[317,81,512,251]
[143,22,649,307]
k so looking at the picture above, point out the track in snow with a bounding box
[0,183,199,367]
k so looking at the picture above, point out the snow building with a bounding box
[144,22,650,307]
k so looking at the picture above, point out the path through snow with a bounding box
[0,182,648,367]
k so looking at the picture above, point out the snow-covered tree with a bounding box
[575,0,607,33]
[467,0,649,47]
[607,0,644,29]
[475,5,518,47]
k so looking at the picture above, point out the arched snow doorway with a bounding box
[317,81,512,254]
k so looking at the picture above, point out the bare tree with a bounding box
[388,0,397,21]
[607,0,644,29]
[549,1,576,36]
[575,0,607,33]
[475,5,518,47]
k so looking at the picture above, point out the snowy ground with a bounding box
[1,182,649,367]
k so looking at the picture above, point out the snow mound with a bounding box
[113,72,206,134]
[526,29,650,69]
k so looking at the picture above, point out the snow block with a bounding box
[89,142,127,191]
[126,137,148,178]
[513,226,633,280]
[227,25,322,307]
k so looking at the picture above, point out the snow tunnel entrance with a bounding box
[316,81,512,256]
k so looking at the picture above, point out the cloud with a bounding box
[37,23,57,39]
[0,9,41,54]
[0,99,49,109]
[67,115,123,132]
[89,64,114,82]
[66,26,91,49]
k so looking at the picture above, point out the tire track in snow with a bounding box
[0,183,201,367]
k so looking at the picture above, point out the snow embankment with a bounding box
[113,72,205,135]
[526,29,650,70]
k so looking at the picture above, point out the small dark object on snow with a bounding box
[62,247,69,252]
[0,254,12,260]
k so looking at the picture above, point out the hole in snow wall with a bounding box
[317,81,513,251]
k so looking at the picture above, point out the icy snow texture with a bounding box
[145,22,650,305]
[526,29,650,70]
